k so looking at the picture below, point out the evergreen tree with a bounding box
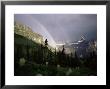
[45,39,48,46]
[44,39,48,62]
[74,51,78,59]
[61,45,65,54]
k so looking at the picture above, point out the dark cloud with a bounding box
[14,14,97,45]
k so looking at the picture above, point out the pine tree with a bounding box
[45,39,48,46]
[44,39,48,62]
[61,45,65,54]
[74,51,78,59]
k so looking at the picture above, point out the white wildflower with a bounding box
[19,58,26,66]
[66,68,72,76]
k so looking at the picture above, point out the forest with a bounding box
[14,34,97,76]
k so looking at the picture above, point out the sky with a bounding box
[14,14,97,48]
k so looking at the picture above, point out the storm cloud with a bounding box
[14,14,97,46]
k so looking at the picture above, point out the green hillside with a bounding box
[14,33,40,47]
[14,33,55,75]
[14,33,96,76]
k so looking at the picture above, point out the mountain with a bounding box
[14,22,56,52]
[14,22,44,45]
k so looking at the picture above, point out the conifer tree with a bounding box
[45,39,48,46]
